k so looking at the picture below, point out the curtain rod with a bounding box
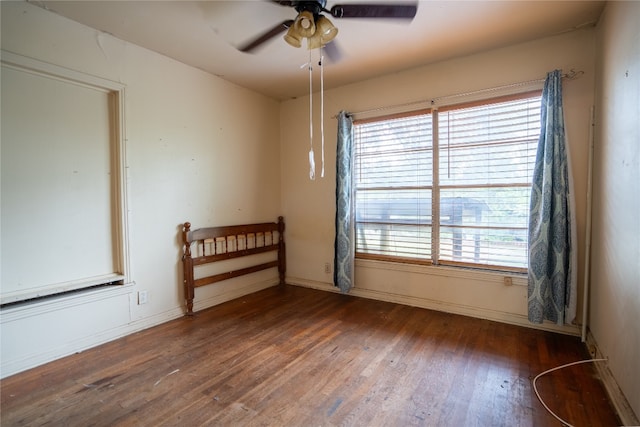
[336,69,584,119]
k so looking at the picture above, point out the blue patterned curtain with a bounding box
[334,111,354,293]
[528,70,577,325]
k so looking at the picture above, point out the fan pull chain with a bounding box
[319,51,325,178]
[308,49,315,181]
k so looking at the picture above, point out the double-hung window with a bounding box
[354,92,541,272]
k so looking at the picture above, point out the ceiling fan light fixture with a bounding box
[293,10,316,38]
[306,32,322,50]
[317,15,338,43]
[284,25,303,48]
[306,15,338,50]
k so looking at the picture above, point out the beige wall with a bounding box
[281,29,597,333]
[592,1,640,420]
[1,1,281,377]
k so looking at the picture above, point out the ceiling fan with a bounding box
[238,0,417,57]
[236,1,416,180]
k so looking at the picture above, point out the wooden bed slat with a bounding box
[193,261,279,288]
[188,223,279,241]
[192,244,279,266]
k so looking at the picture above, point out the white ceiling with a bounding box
[33,0,605,100]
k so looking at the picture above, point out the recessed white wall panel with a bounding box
[1,65,116,302]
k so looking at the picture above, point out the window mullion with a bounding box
[432,109,440,266]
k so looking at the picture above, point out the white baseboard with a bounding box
[1,279,278,379]
[585,331,640,426]
[3,307,186,378]
[286,277,580,336]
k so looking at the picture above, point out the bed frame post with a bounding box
[182,222,195,316]
[278,216,286,285]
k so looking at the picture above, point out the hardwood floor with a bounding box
[1,285,620,426]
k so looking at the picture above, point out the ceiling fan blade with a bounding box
[238,19,295,53]
[330,3,417,19]
[322,41,342,63]
[270,0,295,6]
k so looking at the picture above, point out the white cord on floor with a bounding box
[532,358,608,427]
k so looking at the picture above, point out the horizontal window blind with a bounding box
[354,93,541,271]
[355,113,433,260]
[438,96,540,269]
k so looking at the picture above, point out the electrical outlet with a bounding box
[324,262,331,274]
[138,290,148,305]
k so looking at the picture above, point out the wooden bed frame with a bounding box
[181,217,285,316]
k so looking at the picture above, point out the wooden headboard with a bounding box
[181,217,285,316]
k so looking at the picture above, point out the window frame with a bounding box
[353,90,542,273]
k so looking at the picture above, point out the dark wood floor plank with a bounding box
[1,285,620,426]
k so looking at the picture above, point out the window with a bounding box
[354,92,541,272]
